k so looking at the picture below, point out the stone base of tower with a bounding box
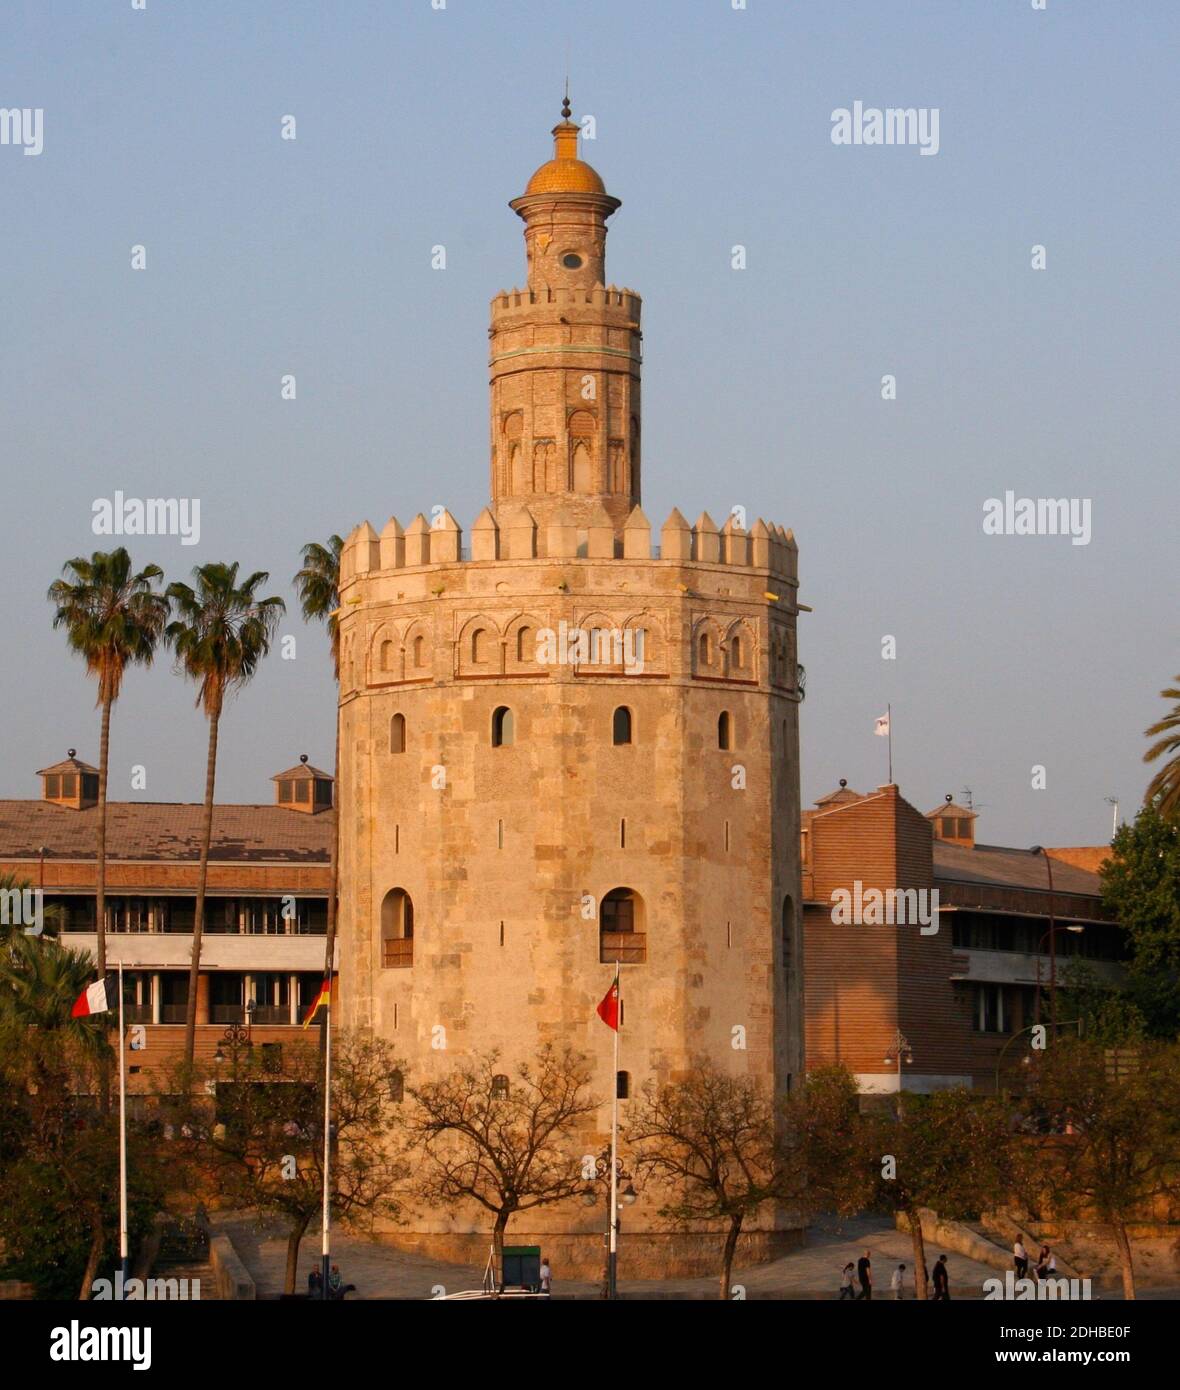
[375,1226,805,1284]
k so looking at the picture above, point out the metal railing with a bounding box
[599,931,646,965]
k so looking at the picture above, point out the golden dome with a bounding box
[522,105,606,196]
[525,156,606,195]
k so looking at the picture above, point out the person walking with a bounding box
[1013,1239,1029,1280]
[856,1250,872,1300]
[891,1263,906,1301]
[932,1254,950,1301]
[539,1256,552,1299]
[838,1262,856,1300]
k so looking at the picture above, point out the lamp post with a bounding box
[581,1147,638,1299]
[883,1029,912,1116]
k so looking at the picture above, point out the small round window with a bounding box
[561,253,583,269]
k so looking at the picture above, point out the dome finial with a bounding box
[561,82,571,122]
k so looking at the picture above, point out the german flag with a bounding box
[302,975,333,1028]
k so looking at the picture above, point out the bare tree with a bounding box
[407,1046,598,1281]
[626,1064,793,1301]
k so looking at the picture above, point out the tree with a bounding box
[1101,806,1180,1038]
[293,536,344,1045]
[1024,1039,1180,1300]
[407,1047,598,1279]
[48,549,169,984]
[170,1032,408,1295]
[1143,673,1180,821]
[782,1064,878,1220]
[165,563,285,1064]
[0,936,166,1299]
[626,1064,795,1301]
[0,872,64,943]
[863,1089,1016,1300]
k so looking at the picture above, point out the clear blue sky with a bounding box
[2,0,1177,847]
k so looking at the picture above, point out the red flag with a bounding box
[596,978,619,1031]
[71,976,115,1018]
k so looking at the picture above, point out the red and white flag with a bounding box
[596,977,619,1031]
[71,976,116,1018]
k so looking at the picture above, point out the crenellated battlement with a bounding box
[490,284,642,317]
[338,505,798,587]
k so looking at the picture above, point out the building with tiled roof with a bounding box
[802,781,1124,1094]
[0,752,335,1081]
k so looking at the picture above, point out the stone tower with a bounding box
[336,101,805,1276]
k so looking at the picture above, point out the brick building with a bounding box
[802,781,1125,1093]
[0,752,334,1088]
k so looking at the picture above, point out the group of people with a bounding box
[839,1249,952,1300]
[1013,1239,1057,1281]
[307,1264,356,1299]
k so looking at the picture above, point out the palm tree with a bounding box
[0,873,64,944]
[166,563,285,1065]
[293,537,344,1013]
[48,550,169,981]
[1144,675,1180,821]
[0,933,112,1061]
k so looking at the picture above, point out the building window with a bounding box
[975,983,1007,1034]
[380,640,395,672]
[517,627,532,662]
[278,779,293,804]
[491,706,514,747]
[731,636,743,667]
[380,888,414,968]
[491,1074,510,1101]
[698,633,710,665]
[616,1071,630,1100]
[718,711,732,750]
[413,635,426,668]
[612,706,633,746]
[390,713,406,754]
[472,628,489,663]
[389,1069,404,1104]
[600,888,646,964]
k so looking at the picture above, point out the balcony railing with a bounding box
[382,938,414,969]
[160,1004,188,1024]
[124,1005,152,1024]
[251,1005,291,1025]
[210,1004,244,1024]
[600,931,646,965]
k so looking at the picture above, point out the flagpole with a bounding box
[320,991,332,1300]
[887,703,893,784]
[608,960,620,1300]
[117,960,128,1298]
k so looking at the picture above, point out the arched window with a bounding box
[698,632,710,665]
[413,634,426,668]
[390,713,406,754]
[491,1074,510,1100]
[517,627,532,662]
[389,1069,405,1104]
[380,640,394,673]
[731,635,743,667]
[600,888,646,964]
[491,706,514,747]
[612,707,633,746]
[471,627,489,663]
[380,888,414,968]
[616,1071,630,1100]
[718,711,732,750]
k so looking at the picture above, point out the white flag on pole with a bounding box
[874,712,890,737]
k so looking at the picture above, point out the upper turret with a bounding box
[511,94,620,293]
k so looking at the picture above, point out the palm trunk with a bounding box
[720,1214,743,1301]
[907,1208,929,1300]
[319,706,340,1062]
[96,694,113,1112]
[184,708,220,1066]
[285,1211,312,1296]
[1113,1221,1136,1300]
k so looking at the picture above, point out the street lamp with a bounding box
[581,1148,638,1299]
[883,1029,913,1115]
